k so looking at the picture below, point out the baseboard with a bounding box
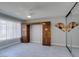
[51,43,66,46]
[66,44,79,48]
[67,45,79,48]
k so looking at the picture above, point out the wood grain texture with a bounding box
[42,22,51,46]
[21,23,30,43]
[21,22,51,46]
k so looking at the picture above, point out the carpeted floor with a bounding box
[0,43,71,57]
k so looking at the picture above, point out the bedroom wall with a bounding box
[66,3,79,56]
[67,15,79,48]
[71,3,79,48]
[26,16,66,46]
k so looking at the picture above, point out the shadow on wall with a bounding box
[55,22,79,32]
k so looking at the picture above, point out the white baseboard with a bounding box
[51,43,66,46]
[72,45,79,48]
[67,44,79,48]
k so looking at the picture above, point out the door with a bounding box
[21,23,30,43]
[43,22,51,46]
[30,24,42,44]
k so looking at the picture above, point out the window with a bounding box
[16,22,21,38]
[0,19,21,42]
[0,20,7,41]
[6,21,14,39]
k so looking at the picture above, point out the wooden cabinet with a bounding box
[42,22,51,46]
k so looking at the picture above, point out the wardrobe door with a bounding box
[43,22,51,46]
[27,25,30,42]
[21,23,30,43]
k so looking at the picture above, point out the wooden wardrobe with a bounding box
[21,23,30,43]
[21,22,51,46]
[42,22,51,46]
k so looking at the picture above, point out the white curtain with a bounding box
[0,19,21,42]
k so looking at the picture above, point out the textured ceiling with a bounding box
[0,2,75,20]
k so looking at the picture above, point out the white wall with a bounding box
[71,26,79,48]
[67,15,79,48]
[67,3,79,48]
[26,16,66,46]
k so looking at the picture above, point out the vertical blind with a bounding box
[0,19,21,42]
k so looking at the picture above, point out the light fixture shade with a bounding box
[55,22,79,32]
[67,22,79,32]
[27,16,31,18]
[55,22,66,32]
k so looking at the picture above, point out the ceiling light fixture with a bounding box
[27,9,33,18]
[27,15,31,18]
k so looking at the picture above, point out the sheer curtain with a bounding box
[0,20,7,41]
[0,19,21,42]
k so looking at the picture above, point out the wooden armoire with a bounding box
[42,22,51,46]
[21,22,51,46]
[21,23,30,43]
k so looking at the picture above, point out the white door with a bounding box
[30,24,42,44]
